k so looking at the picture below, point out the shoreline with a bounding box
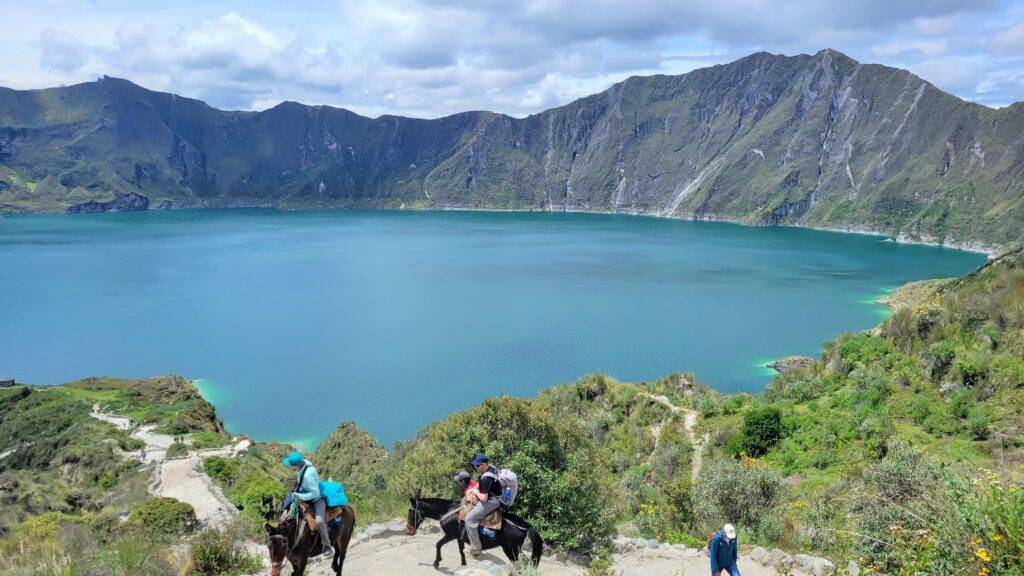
[1,202,1003,257]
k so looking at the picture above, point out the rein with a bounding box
[406,500,424,532]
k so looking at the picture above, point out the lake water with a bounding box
[0,209,986,447]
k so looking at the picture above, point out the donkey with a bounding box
[405,496,543,569]
[265,505,356,576]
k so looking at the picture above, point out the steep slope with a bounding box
[1,50,1023,249]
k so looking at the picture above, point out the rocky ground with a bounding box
[252,521,839,576]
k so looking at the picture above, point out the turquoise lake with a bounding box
[0,209,986,447]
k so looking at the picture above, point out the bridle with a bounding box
[268,533,289,569]
[406,500,423,533]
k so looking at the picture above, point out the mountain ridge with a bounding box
[1,49,1022,251]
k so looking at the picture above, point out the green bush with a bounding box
[166,441,188,458]
[102,532,172,576]
[188,524,262,576]
[131,497,198,538]
[929,341,957,379]
[228,473,284,519]
[737,406,785,457]
[393,396,615,551]
[204,456,240,485]
[967,406,990,440]
[693,457,786,541]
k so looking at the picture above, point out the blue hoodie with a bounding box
[710,530,738,572]
[293,460,322,502]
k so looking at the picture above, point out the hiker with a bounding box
[283,451,334,558]
[464,454,502,557]
[709,523,739,576]
[455,470,478,498]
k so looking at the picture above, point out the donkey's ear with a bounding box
[414,488,422,498]
[264,521,275,534]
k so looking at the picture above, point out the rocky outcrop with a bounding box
[67,192,150,214]
[769,355,815,374]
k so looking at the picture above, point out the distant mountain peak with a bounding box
[0,50,1019,251]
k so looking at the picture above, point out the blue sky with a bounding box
[1,0,1023,118]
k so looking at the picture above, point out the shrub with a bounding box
[102,532,172,576]
[966,406,989,440]
[990,352,1024,388]
[166,441,188,458]
[228,473,284,519]
[204,456,240,485]
[131,497,198,538]
[393,396,615,551]
[738,406,785,457]
[929,341,957,379]
[188,524,262,576]
[693,457,786,541]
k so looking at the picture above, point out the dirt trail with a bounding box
[274,527,785,576]
[88,407,242,527]
[640,393,707,482]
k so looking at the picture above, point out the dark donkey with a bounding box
[405,496,543,569]
[265,505,356,576]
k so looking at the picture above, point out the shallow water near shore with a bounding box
[0,209,985,446]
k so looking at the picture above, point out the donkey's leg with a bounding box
[434,532,454,567]
[502,542,520,575]
[457,524,468,566]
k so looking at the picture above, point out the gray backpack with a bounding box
[483,468,519,507]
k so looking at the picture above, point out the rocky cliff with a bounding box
[2,49,1022,249]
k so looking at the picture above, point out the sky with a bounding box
[1,0,1023,119]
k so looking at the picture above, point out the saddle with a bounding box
[455,499,502,529]
[298,501,348,531]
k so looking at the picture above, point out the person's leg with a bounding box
[725,562,741,576]
[465,500,500,554]
[314,498,333,556]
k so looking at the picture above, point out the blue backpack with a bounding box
[319,480,349,507]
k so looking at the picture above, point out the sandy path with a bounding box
[640,393,707,482]
[153,454,238,526]
[88,408,241,527]
[274,529,786,576]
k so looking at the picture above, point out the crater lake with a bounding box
[0,209,986,447]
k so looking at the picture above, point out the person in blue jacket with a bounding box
[710,523,739,576]
[283,451,333,558]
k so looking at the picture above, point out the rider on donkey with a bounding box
[464,454,502,558]
[283,451,334,558]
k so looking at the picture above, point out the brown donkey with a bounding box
[265,505,356,576]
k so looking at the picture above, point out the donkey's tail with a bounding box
[528,526,544,567]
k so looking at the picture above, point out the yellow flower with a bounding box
[979,566,990,576]
[992,533,1003,542]
[975,547,992,563]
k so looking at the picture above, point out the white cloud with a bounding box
[991,21,1024,54]
[38,29,90,73]
[10,0,1024,115]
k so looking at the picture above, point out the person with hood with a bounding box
[464,454,502,557]
[283,451,333,558]
[709,523,739,576]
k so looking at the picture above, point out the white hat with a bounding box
[723,524,736,539]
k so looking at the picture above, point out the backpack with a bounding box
[706,531,716,551]
[319,480,349,507]
[483,468,519,508]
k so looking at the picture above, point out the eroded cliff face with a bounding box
[1,50,1022,248]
